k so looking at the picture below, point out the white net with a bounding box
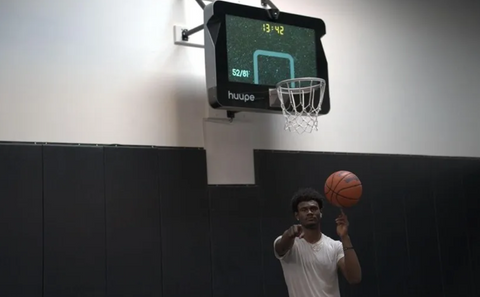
[276,77,326,134]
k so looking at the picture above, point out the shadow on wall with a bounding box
[171,73,208,146]
[163,0,208,146]
[132,0,207,147]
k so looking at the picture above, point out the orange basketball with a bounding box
[324,170,362,208]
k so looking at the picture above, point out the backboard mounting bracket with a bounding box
[182,24,204,41]
[261,0,280,20]
[226,111,239,120]
[174,0,208,47]
[174,25,204,48]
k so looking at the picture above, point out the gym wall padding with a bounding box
[367,155,410,297]
[158,148,212,297]
[209,185,263,297]
[104,147,162,297]
[254,150,480,297]
[43,145,106,297]
[0,144,43,297]
[0,142,479,297]
[432,158,473,297]
[465,162,480,297]
[401,157,443,296]
[0,143,211,297]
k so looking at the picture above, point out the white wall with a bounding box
[1,0,479,184]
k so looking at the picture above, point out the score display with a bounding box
[225,14,317,86]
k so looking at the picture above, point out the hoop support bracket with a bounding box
[261,0,280,20]
[226,111,239,121]
[181,0,207,41]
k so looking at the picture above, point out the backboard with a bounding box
[204,0,330,116]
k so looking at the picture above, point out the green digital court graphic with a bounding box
[253,50,295,85]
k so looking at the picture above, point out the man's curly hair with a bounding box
[291,187,324,213]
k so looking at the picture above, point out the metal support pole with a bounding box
[195,0,206,9]
[181,0,207,41]
[261,0,280,20]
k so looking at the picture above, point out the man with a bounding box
[274,188,362,297]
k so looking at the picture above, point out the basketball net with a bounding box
[276,77,326,134]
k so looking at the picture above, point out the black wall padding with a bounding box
[2,142,479,297]
[0,144,43,297]
[254,150,480,297]
[368,155,409,297]
[401,157,443,296]
[43,145,106,297]
[463,160,480,297]
[158,149,212,297]
[209,186,264,297]
[104,147,162,297]
[433,158,473,297]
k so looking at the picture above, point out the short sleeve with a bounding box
[335,240,345,263]
[273,236,295,260]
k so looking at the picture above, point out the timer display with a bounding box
[225,15,317,86]
[262,23,284,35]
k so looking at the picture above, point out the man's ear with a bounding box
[294,212,299,221]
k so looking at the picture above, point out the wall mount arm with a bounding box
[181,0,207,41]
[195,0,206,9]
[261,0,280,20]
[182,24,204,41]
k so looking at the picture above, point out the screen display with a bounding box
[225,14,317,86]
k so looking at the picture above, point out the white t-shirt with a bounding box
[274,233,344,297]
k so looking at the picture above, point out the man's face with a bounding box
[296,200,321,229]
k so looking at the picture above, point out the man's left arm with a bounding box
[335,210,362,284]
[337,235,362,284]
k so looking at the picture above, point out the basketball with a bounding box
[324,170,362,208]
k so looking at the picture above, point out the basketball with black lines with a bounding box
[324,171,362,208]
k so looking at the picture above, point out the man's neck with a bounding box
[302,227,322,243]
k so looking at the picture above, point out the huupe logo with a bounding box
[228,90,255,102]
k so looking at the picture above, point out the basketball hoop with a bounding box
[275,77,326,134]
